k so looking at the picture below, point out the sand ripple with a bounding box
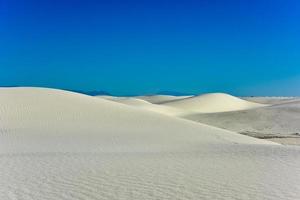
[1,145,300,200]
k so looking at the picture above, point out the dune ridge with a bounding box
[100,93,267,116]
[97,96,185,116]
[137,95,191,104]
[160,93,267,114]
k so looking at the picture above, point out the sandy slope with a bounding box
[98,96,154,106]
[96,96,184,116]
[1,88,300,200]
[161,93,266,114]
[137,95,191,104]
[184,100,300,138]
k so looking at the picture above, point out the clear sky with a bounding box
[1,0,300,96]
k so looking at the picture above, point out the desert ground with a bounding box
[1,87,300,200]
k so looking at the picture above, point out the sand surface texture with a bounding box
[184,100,300,138]
[1,87,300,200]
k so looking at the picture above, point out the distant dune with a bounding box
[184,99,300,138]
[137,95,191,104]
[97,96,155,106]
[161,93,266,114]
[97,96,184,116]
[98,93,267,116]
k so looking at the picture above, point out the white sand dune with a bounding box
[1,87,300,200]
[137,95,191,104]
[96,96,157,106]
[99,93,269,117]
[0,87,273,153]
[161,93,267,114]
[97,96,184,116]
[184,100,300,138]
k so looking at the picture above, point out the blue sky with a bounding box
[1,0,300,95]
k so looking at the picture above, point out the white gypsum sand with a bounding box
[0,87,273,153]
[113,94,300,143]
[137,94,191,104]
[160,93,267,114]
[183,100,300,138]
[96,96,184,116]
[101,93,267,117]
[0,87,300,200]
